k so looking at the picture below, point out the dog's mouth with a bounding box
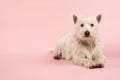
[84,35,90,37]
[85,35,90,37]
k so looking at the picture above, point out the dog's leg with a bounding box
[63,47,72,60]
[54,52,62,60]
[72,53,95,69]
[53,46,62,60]
[64,53,72,60]
[92,51,105,68]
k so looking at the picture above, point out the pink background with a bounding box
[0,0,120,80]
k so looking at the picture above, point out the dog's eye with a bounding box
[80,24,84,27]
[90,24,94,27]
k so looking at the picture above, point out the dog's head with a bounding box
[73,14,101,41]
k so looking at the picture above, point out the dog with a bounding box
[53,14,105,69]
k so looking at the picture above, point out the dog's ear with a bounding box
[73,14,78,24]
[96,14,102,23]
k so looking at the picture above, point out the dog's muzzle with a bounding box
[84,31,90,37]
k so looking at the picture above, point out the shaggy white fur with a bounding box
[53,14,105,69]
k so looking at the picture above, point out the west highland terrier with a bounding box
[53,14,105,69]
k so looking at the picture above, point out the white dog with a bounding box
[53,14,105,69]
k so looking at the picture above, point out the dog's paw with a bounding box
[89,65,95,69]
[97,64,104,68]
[54,56,61,60]
[54,54,62,60]
[94,64,104,68]
[88,64,104,69]
[54,53,62,60]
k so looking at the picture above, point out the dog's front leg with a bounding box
[92,51,105,68]
[72,53,95,69]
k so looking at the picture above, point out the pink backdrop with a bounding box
[0,0,120,80]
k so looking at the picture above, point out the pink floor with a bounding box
[0,49,120,80]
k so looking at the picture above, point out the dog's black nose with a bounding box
[84,31,90,37]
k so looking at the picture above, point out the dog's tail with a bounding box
[49,48,55,53]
